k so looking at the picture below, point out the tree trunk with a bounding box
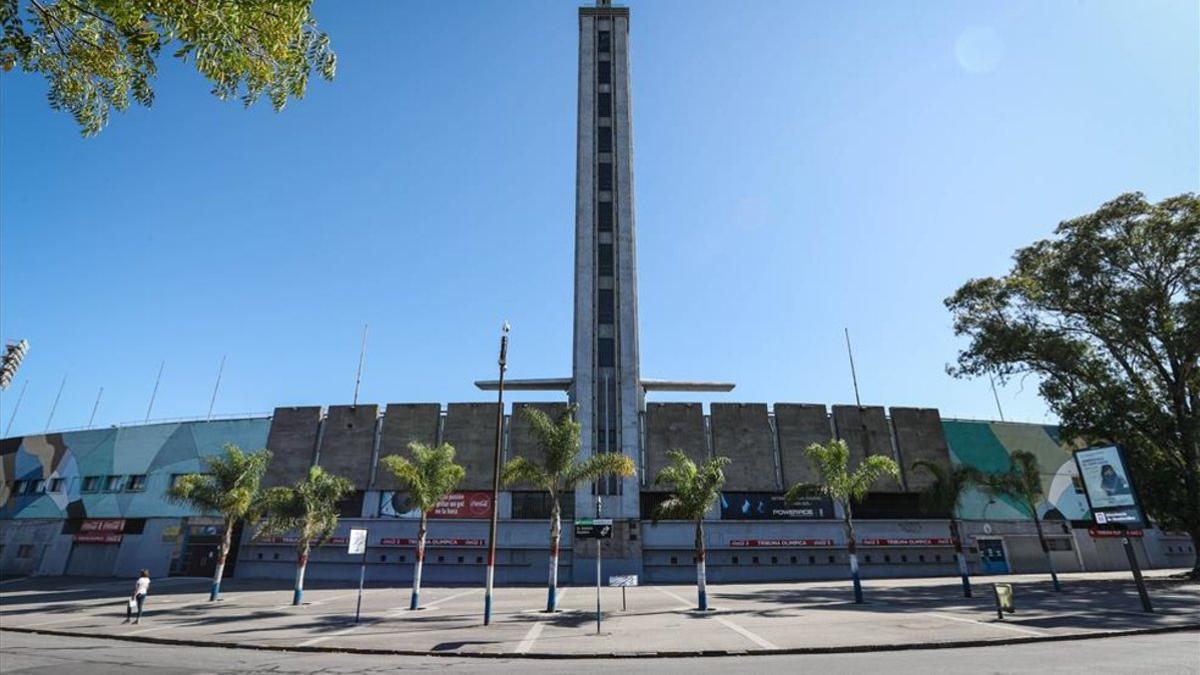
[695,519,708,611]
[950,518,972,597]
[1188,527,1200,580]
[410,513,427,610]
[547,495,561,612]
[1030,501,1061,591]
[844,502,863,604]
[210,518,233,601]
[293,541,309,606]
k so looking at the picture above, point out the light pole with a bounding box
[483,321,509,626]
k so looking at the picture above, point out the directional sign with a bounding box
[575,518,613,539]
[609,575,638,587]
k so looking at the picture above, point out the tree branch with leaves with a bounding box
[1,0,336,135]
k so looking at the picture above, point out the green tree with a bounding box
[946,192,1199,578]
[912,460,982,597]
[166,443,271,601]
[785,439,899,604]
[0,0,336,135]
[258,466,354,606]
[652,450,731,611]
[502,405,636,612]
[381,442,466,611]
[975,450,1062,590]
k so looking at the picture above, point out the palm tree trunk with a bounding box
[293,541,309,606]
[211,518,233,601]
[1030,502,1061,591]
[547,496,561,612]
[410,513,427,610]
[844,503,863,604]
[695,519,708,611]
[950,518,972,597]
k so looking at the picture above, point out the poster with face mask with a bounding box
[1074,445,1144,528]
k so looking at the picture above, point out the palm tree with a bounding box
[785,439,899,604]
[501,405,636,612]
[259,466,355,606]
[976,449,1061,591]
[381,442,466,610]
[652,450,731,611]
[912,460,981,598]
[166,443,272,601]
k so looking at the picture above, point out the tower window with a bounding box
[597,126,612,152]
[598,60,611,84]
[598,31,610,53]
[598,204,613,231]
[598,338,615,367]
[598,244,614,277]
[598,92,611,117]
[598,289,614,324]
[598,163,613,191]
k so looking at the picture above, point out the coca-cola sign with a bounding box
[380,491,493,519]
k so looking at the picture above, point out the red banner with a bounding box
[253,536,349,546]
[729,539,835,548]
[75,533,123,544]
[379,538,485,547]
[80,519,125,532]
[859,538,954,546]
[429,492,493,519]
[1089,528,1143,538]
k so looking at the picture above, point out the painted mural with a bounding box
[942,420,1090,523]
[0,418,270,520]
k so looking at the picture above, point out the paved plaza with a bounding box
[1,570,1197,657]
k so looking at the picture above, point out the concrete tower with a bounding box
[572,1,641,518]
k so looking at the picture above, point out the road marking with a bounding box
[652,586,700,611]
[712,615,779,650]
[924,611,1046,636]
[652,586,779,649]
[296,588,476,647]
[514,588,569,654]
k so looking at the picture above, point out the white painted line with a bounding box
[19,615,91,628]
[0,577,29,586]
[515,620,545,654]
[924,611,1046,637]
[514,588,569,653]
[652,586,698,611]
[297,588,476,647]
[652,586,779,649]
[125,623,173,636]
[713,615,780,650]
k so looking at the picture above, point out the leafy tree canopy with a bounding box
[785,439,899,507]
[1,0,336,135]
[381,442,466,514]
[946,192,1199,570]
[652,450,730,522]
[166,443,272,521]
[259,465,354,548]
[501,405,636,494]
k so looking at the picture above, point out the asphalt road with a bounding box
[1,629,1198,674]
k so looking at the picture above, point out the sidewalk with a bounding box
[1,570,1197,657]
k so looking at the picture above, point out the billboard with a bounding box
[379,491,493,519]
[719,492,834,520]
[1073,445,1145,529]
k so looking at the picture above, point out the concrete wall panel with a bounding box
[775,403,830,488]
[643,403,707,490]
[710,403,778,490]
[315,405,378,489]
[890,407,950,493]
[263,407,321,488]
[373,404,441,490]
[442,403,501,491]
[832,405,904,492]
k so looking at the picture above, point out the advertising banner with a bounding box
[379,491,494,519]
[719,492,834,520]
[74,533,123,544]
[378,538,485,547]
[728,539,835,548]
[1073,445,1146,529]
[80,519,125,532]
[859,538,954,546]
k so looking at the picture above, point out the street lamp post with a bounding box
[484,321,510,626]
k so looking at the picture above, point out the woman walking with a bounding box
[125,569,150,624]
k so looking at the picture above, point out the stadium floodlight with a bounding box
[0,339,29,390]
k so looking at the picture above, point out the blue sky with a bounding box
[1,0,1197,437]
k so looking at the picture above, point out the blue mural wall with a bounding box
[0,418,270,520]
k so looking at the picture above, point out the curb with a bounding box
[3,623,1198,659]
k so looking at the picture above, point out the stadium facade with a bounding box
[1,2,1194,581]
